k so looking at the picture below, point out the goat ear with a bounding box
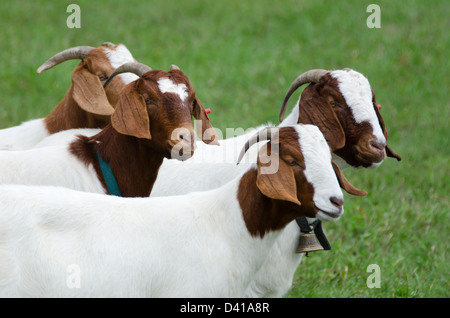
[373,103,402,161]
[256,145,301,206]
[111,85,151,139]
[331,161,367,196]
[72,66,115,116]
[193,97,220,145]
[386,145,401,161]
[298,87,345,151]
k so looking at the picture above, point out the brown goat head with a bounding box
[281,69,401,169]
[39,43,137,134]
[109,64,219,161]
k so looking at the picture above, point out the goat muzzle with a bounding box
[168,130,196,161]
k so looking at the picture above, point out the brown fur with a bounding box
[296,73,400,167]
[238,127,365,237]
[372,92,402,161]
[69,127,162,197]
[238,128,317,238]
[44,44,126,134]
[69,68,218,197]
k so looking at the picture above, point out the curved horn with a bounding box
[237,127,275,165]
[101,42,115,47]
[279,69,329,122]
[103,62,152,88]
[170,64,180,70]
[36,46,95,74]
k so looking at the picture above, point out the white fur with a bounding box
[103,44,139,84]
[30,69,383,297]
[330,69,386,145]
[34,128,101,148]
[0,119,49,150]
[157,78,188,101]
[279,99,300,128]
[0,124,342,297]
[0,144,105,193]
[298,125,344,220]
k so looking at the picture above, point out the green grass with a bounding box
[0,0,448,298]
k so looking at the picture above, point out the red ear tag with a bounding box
[377,104,381,110]
[205,108,211,120]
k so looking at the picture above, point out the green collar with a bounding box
[97,152,122,197]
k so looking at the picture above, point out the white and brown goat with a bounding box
[148,68,401,298]
[0,125,361,297]
[279,68,401,167]
[0,62,218,197]
[0,42,137,150]
[27,67,401,296]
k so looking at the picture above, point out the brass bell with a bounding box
[296,232,324,254]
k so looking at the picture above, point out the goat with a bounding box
[0,125,362,297]
[30,68,400,296]
[0,42,138,150]
[150,68,400,196]
[279,68,401,168]
[0,62,218,197]
[150,68,401,298]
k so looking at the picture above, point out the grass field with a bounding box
[0,0,448,298]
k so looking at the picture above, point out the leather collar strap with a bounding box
[97,152,122,197]
[295,217,331,250]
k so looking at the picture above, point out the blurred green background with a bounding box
[0,0,448,297]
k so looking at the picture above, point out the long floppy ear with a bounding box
[256,144,301,206]
[193,97,220,145]
[332,161,367,196]
[373,103,402,161]
[111,84,151,139]
[72,66,115,116]
[298,86,345,151]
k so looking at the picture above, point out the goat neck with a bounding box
[44,85,111,134]
[69,124,163,197]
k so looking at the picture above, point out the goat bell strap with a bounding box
[295,217,331,255]
[96,152,122,197]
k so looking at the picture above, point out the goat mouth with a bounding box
[167,141,195,161]
[315,206,342,220]
[354,146,386,166]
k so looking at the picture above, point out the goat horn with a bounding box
[279,69,329,122]
[237,127,276,165]
[170,64,180,70]
[36,46,95,74]
[103,62,152,88]
[101,42,115,47]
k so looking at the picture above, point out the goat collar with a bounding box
[295,217,331,252]
[97,152,122,197]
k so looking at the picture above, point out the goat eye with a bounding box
[145,98,152,106]
[290,161,304,169]
[98,74,107,81]
[330,100,336,107]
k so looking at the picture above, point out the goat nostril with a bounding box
[330,196,343,208]
[178,133,194,146]
[370,140,386,151]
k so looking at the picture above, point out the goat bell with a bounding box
[296,232,324,254]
